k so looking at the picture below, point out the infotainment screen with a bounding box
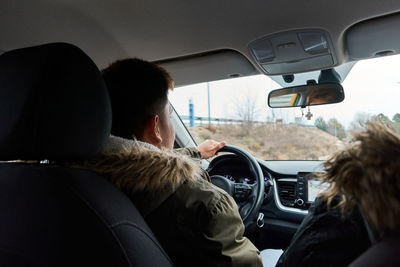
[307,180,329,202]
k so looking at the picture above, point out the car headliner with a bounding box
[1,0,400,85]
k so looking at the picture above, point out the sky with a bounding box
[169,54,400,128]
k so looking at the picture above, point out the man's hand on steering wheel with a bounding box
[197,139,226,159]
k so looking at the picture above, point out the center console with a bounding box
[275,172,328,214]
[295,172,328,209]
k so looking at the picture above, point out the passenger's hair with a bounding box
[102,58,174,139]
[319,121,400,239]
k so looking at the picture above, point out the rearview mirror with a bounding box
[268,83,344,108]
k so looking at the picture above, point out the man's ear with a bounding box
[142,115,162,147]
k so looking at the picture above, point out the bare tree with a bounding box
[234,93,260,136]
[236,94,257,123]
[349,112,372,131]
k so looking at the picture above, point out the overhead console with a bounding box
[249,30,337,75]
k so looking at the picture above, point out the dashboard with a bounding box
[208,158,272,184]
[207,154,326,220]
[207,154,327,249]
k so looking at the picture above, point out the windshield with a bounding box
[169,54,400,160]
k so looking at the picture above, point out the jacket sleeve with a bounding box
[174,147,202,159]
[202,189,263,267]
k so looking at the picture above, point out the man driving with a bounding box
[78,58,262,267]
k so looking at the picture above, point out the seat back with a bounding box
[0,43,173,267]
[349,237,400,267]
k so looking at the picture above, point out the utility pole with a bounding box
[207,82,211,125]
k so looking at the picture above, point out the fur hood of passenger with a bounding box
[78,136,204,196]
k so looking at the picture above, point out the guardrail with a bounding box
[179,115,316,128]
[180,115,265,126]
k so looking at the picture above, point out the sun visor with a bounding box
[155,50,258,87]
[249,30,337,75]
[346,13,400,60]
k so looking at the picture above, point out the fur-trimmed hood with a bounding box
[78,135,204,215]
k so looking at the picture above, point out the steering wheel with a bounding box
[208,145,265,227]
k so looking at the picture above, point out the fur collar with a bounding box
[105,135,159,152]
[78,136,203,215]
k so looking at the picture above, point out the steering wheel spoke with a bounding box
[210,175,235,196]
[233,183,253,202]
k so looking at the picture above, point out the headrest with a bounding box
[0,43,111,160]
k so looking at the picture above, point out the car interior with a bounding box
[1,0,400,266]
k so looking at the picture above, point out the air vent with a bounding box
[277,180,296,207]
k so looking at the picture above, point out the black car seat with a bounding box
[0,43,173,267]
[349,237,400,267]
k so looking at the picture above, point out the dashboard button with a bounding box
[296,199,304,206]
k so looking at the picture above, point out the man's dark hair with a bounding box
[102,58,174,139]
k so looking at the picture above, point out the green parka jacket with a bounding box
[79,136,262,267]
